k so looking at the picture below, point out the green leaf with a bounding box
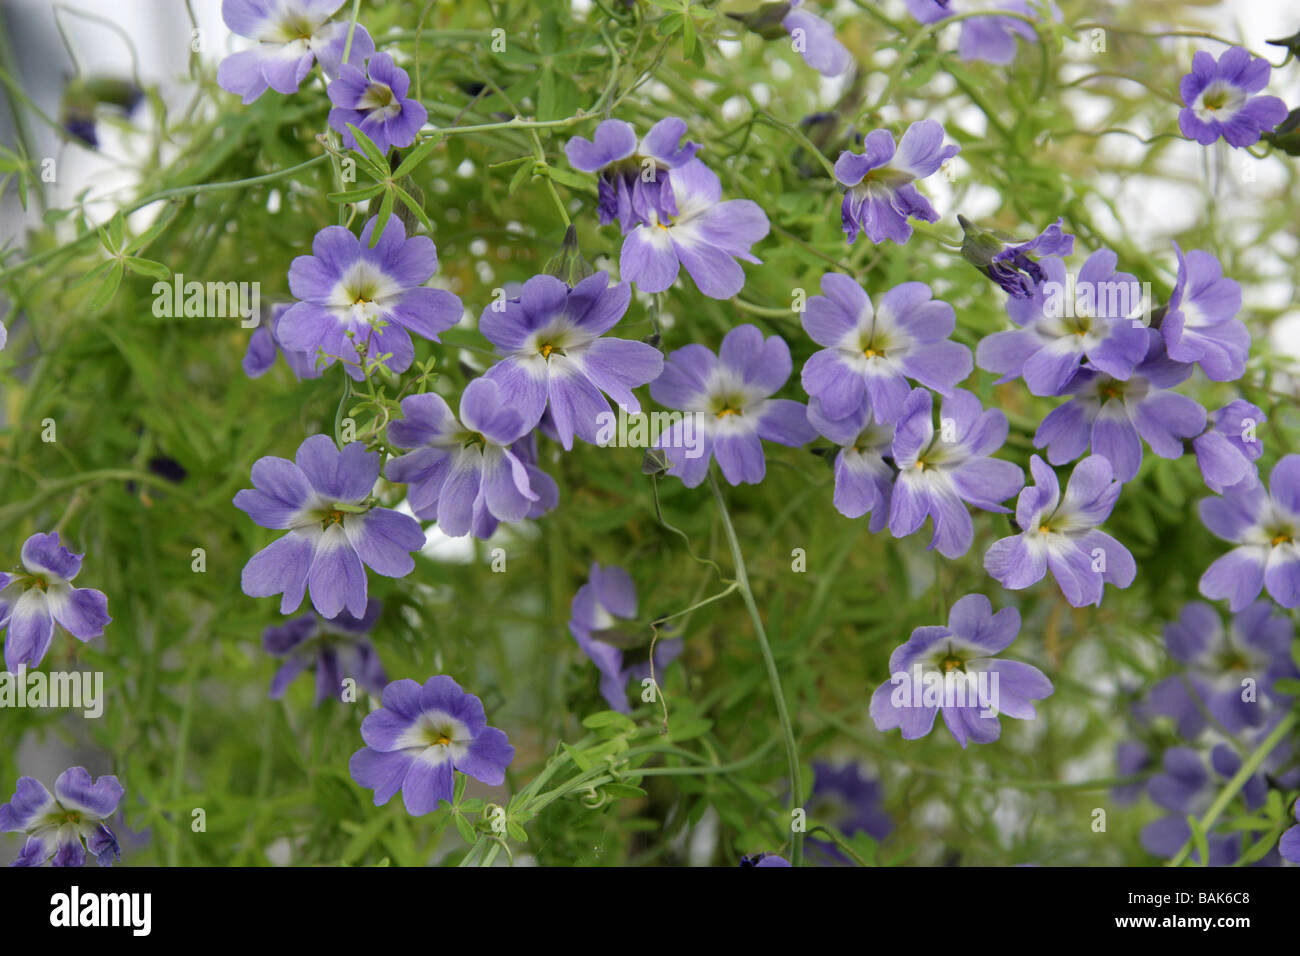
[506,820,529,842]
[327,184,385,204]
[124,256,172,281]
[582,710,637,733]
[542,165,593,192]
[393,185,431,232]
[345,123,390,174]
[370,188,396,247]
[454,813,477,844]
[508,160,535,196]
[392,135,440,178]
[602,783,648,799]
[87,260,125,311]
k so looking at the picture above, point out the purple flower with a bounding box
[1178,47,1288,148]
[1147,600,1296,739]
[905,0,1048,65]
[1198,454,1300,610]
[1161,243,1249,382]
[1033,330,1205,482]
[262,598,387,706]
[0,533,110,672]
[1281,800,1300,864]
[807,398,894,528]
[278,217,464,381]
[984,455,1135,607]
[976,250,1149,396]
[1193,399,1265,493]
[243,303,323,380]
[1140,744,1269,865]
[327,52,427,155]
[800,273,970,422]
[1112,741,1151,806]
[834,120,958,245]
[808,762,892,864]
[510,431,560,520]
[234,435,427,618]
[869,593,1053,748]
[348,675,515,815]
[385,378,549,538]
[619,158,770,299]
[960,216,1074,299]
[217,0,374,104]
[564,118,699,233]
[568,563,682,714]
[888,388,1023,559]
[783,1,852,76]
[0,767,123,867]
[650,324,817,487]
[740,853,791,867]
[479,272,663,450]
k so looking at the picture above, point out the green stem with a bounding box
[708,469,804,866]
[1166,711,1298,867]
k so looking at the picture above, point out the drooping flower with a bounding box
[984,454,1135,607]
[243,302,323,380]
[327,52,427,155]
[782,1,853,76]
[1147,600,1296,739]
[348,676,515,815]
[479,272,663,450]
[568,563,682,714]
[0,533,110,672]
[888,388,1023,559]
[59,76,143,149]
[385,378,546,538]
[1178,47,1288,148]
[904,0,1049,65]
[869,593,1053,748]
[277,217,464,381]
[1193,399,1265,494]
[800,273,970,422]
[833,120,959,245]
[1161,243,1249,382]
[976,250,1150,396]
[564,118,699,233]
[1033,330,1206,482]
[1198,454,1300,610]
[262,598,387,706]
[217,0,374,104]
[807,397,894,528]
[1140,744,1271,866]
[0,767,123,867]
[235,435,426,618]
[620,159,770,299]
[960,216,1074,299]
[650,324,816,487]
